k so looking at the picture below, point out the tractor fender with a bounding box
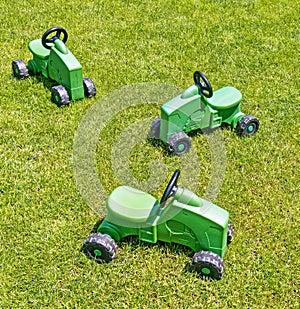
[98,220,122,241]
[231,111,245,128]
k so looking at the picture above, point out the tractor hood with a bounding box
[171,198,229,228]
[161,85,200,116]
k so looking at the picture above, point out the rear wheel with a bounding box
[82,233,117,264]
[168,132,191,156]
[190,250,224,280]
[12,60,29,79]
[237,115,259,136]
[148,117,161,139]
[83,78,96,98]
[51,85,70,107]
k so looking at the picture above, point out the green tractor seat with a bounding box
[28,39,50,59]
[107,186,157,223]
[207,86,242,110]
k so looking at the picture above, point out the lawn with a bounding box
[0,0,299,308]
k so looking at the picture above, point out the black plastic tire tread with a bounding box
[12,60,29,79]
[51,85,70,107]
[168,132,191,156]
[227,223,234,245]
[190,250,224,280]
[148,117,161,139]
[83,233,117,264]
[237,114,259,136]
[83,78,96,98]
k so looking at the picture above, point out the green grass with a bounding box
[1,0,299,307]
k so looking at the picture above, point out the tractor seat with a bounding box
[106,186,157,223]
[207,86,242,110]
[28,39,50,59]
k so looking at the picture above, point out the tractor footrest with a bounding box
[211,116,222,128]
[139,225,157,243]
[183,124,199,133]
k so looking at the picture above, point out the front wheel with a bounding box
[168,132,191,156]
[51,85,70,107]
[227,223,234,245]
[12,60,29,79]
[236,115,259,136]
[190,250,225,280]
[82,233,117,264]
[83,78,96,98]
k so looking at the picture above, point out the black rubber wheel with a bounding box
[227,223,234,245]
[42,27,68,50]
[83,78,96,98]
[51,85,70,107]
[193,71,213,98]
[12,60,29,79]
[82,233,117,264]
[236,115,259,136]
[190,250,224,280]
[148,117,161,139]
[168,132,191,156]
[160,169,180,207]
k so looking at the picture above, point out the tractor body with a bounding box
[28,39,85,100]
[99,185,229,258]
[149,72,259,155]
[159,85,245,143]
[83,170,233,279]
[12,27,96,106]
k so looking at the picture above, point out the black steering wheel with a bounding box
[193,71,213,98]
[160,170,180,207]
[42,27,68,50]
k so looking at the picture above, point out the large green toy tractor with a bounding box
[149,71,259,155]
[82,170,234,280]
[12,27,96,106]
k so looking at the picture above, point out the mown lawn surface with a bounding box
[1,0,299,308]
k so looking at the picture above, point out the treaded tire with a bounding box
[12,60,29,79]
[237,114,259,136]
[51,85,70,107]
[148,117,161,139]
[83,233,117,264]
[83,78,96,98]
[190,250,224,280]
[227,223,234,245]
[168,132,191,156]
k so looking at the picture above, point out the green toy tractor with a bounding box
[12,27,96,106]
[149,71,259,155]
[82,170,234,280]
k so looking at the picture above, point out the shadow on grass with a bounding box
[81,219,223,280]
[31,74,58,91]
[83,218,194,258]
[15,71,66,107]
[147,124,239,156]
[147,137,171,156]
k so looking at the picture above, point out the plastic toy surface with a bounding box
[12,27,96,106]
[83,170,234,280]
[148,71,259,155]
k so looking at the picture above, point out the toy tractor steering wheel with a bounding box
[160,170,180,207]
[42,27,68,50]
[193,71,213,98]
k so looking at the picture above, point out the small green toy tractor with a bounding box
[12,27,96,106]
[82,170,234,280]
[149,71,259,155]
